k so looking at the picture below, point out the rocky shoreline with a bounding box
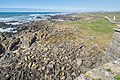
[0,13,82,33]
[0,14,119,80]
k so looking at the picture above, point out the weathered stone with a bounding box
[103,32,120,63]
[84,60,93,68]
[21,39,30,48]
[76,60,120,80]
[76,58,82,66]
[30,35,37,46]
[9,38,20,51]
[0,44,5,54]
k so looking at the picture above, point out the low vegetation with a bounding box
[114,75,120,80]
[58,17,116,50]
[106,68,112,72]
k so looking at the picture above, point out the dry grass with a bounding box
[54,17,116,50]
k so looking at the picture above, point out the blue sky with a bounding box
[0,0,120,11]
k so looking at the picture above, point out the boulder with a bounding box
[21,38,30,49]
[30,35,37,46]
[9,38,20,51]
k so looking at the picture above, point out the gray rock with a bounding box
[75,60,120,80]
[9,38,20,51]
[0,44,5,54]
[30,35,37,46]
[103,32,120,63]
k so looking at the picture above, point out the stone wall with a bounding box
[103,31,120,63]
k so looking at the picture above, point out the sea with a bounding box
[0,12,62,32]
[0,12,62,23]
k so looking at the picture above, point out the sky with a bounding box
[0,0,120,12]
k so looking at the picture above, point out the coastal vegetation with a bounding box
[114,75,120,80]
[57,15,116,49]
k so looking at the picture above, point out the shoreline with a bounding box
[0,12,80,33]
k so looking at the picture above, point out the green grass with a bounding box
[114,75,120,80]
[63,17,116,49]
[106,68,112,72]
[80,12,120,20]
[69,18,115,34]
[54,13,118,49]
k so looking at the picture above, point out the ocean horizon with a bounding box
[0,12,63,32]
[0,12,63,23]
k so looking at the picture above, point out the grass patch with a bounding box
[114,75,120,80]
[45,33,77,44]
[65,18,116,49]
[69,18,115,34]
[53,13,118,50]
[79,12,120,20]
[106,68,112,72]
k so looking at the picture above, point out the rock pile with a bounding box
[0,20,105,80]
[0,22,16,29]
[50,15,81,21]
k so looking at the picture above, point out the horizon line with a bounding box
[0,8,120,12]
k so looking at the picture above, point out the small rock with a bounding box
[76,58,82,66]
